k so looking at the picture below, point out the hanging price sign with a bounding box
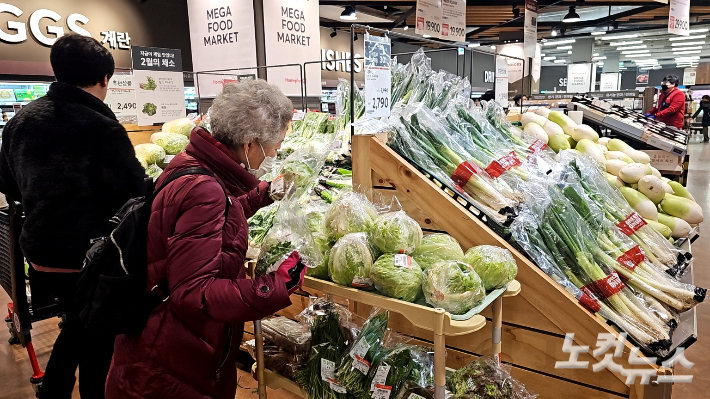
[668,0,690,36]
[364,34,391,118]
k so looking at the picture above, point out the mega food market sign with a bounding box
[0,3,130,49]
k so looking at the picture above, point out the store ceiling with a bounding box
[319,1,710,69]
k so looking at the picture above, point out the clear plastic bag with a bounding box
[448,357,537,399]
[463,246,518,291]
[275,145,328,202]
[411,233,465,271]
[371,254,424,302]
[150,132,189,155]
[262,316,311,357]
[329,232,378,290]
[255,200,323,276]
[422,260,485,315]
[393,381,434,399]
[324,191,379,243]
[369,211,423,255]
[365,345,434,399]
[302,201,332,279]
[336,309,390,398]
[243,339,304,380]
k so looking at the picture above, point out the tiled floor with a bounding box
[1,138,710,398]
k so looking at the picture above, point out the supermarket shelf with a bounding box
[304,276,520,336]
[251,364,304,397]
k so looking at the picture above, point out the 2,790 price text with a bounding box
[370,97,389,110]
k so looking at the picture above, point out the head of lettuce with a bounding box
[463,245,517,291]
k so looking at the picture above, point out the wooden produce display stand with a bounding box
[123,124,161,146]
[347,134,674,399]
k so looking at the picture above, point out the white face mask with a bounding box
[245,142,276,179]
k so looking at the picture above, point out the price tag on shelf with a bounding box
[364,34,391,119]
[394,254,413,269]
[321,359,335,381]
[106,74,136,118]
[370,365,390,391]
[372,384,393,399]
[350,338,371,361]
[647,134,674,153]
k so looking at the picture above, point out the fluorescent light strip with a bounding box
[543,56,556,60]
[602,34,639,40]
[553,59,566,63]
[689,28,709,34]
[675,56,700,61]
[671,46,703,51]
[556,46,573,50]
[542,39,576,46]
[671,41,705,46]
[627,53,656,58]
[622,50,651,54]
[616,45,647,51]
[669,35,706,41]
[610,41,643,46]
[592,31,607,36]
[673,50,702,55]
[594,56,608,60]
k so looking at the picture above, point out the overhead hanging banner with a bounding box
[187,0,259,97]
[683,68,697,86]
[263,0,321,97]
[567,63,592,93]
[668,0,690,36]
[600,73,620,92]
[105,74,136,118]
[132,46,185,126]
[364,34,391,118]
[495,56,509,106]
[524,0,538,58]
[531,44,542,82]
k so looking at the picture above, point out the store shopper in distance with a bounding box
[105,80,305,399]
[646,74,686,129]
[0,34,147,398]
[693,95,710,142]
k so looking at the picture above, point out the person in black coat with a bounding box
[693,95,710,142]
[0,34,147,398]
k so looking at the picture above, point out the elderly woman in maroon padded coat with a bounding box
[105,80,306,399]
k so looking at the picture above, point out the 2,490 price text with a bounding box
[116,103,137,110]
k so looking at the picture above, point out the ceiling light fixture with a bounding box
[542,39,576,46]
[673,50,702,55]
[591,29,607,36]
[554,59,566,63]
[594,56,608,60]
[671,41,705,46]
[671,46,703,51]
[491,45,497,50]
[602,34,639,40]
[675,56,700,60]
[468,42,480,48]
[403,25,409,31]
[563,6,581,23]
[622,49,651,54]
[626,54,656,58]
[513,6,521,19]
[568,50,573,54]
[689,28,710,34]
[615,45,647,51]
[354,32,359,41]
[340,5,357,20]
[423,34,431,38]
[669,35,706,41]
[557,45,573,50]
[543,56,556,60]
[551,28,558,37]
[610,41,643,46]
[330,28,338,38]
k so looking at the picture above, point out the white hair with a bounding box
[209,79,292,149]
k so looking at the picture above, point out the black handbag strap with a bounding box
[152,166,230,220]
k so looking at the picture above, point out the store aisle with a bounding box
[1,141,710,398]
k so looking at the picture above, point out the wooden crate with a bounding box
[347,134,672,399]
[123,124,161,146]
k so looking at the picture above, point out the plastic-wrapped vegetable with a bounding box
[303,201,332,279]
[134,143,166,164]
[371,254,423,302]
[276,146,327,200]
[448,357,537,399]
[463,246,518,291]
[366,345,433,399]
[336,310,389,399]
[324,192,379,242]
[244,339,304,380]
[136,155,148,169]
[329,233,376,289]
[422,261,485,314]
[262,316,311,357]
[411,233,464,270]
[369,211,423,255]
[145,164,163,181]
[150,132,189,155]
[255,201,322,276]
[162,117,195,137]
[393,381,434,399]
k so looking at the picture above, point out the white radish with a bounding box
[660,194,704,224]
[628,150,651,165]
[619,163,652,184]
[668,181,696,202]
[523,123,549,144]
[620,187,658,220]
[548,111,578,135]
[521,112,547,127]
[597,144,608,154]
[597,137,611,146]
[637,175,666,204]
[543,120,565,137]
[605,159,628,176]
[606,138,650,164]
[570,124,599,143]
[605,151,634,163]
[662,182,674,194]
[657,213,692,238]
[606,173,625,188]
[649,166,662,179]
[535,108,551,118]
[575,139,606,164]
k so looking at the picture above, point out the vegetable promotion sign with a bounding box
[131,46,186,126]
[105,74,136,118]
[364,34,391,119]
[187,0,259,97]
[415,0,466,42]
[263,0,321,97]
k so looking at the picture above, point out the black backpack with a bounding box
[75,166,229,335]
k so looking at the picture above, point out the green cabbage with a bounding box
[422,260,485,314]
[150,132,189,155]
[411,233,464,270]
[329,232,375,289]
[136,156,148,169]
[304,203,331,280]
[162,118,195,137]
[463,245,517,291]
[369,211,423,254]
[145,163,163,181]
[324,192,378,242]
[370,254,423,302]
[134,143,166,164]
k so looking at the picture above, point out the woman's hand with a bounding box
[275,251,307,294]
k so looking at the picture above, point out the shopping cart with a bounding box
[1,201,63,396]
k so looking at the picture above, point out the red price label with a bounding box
[485,151,522,178]
[583,272,626,300]
[528,139,548,153]
[617,245,645,271]
[616,212,647,236]
[452,161,482,187]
